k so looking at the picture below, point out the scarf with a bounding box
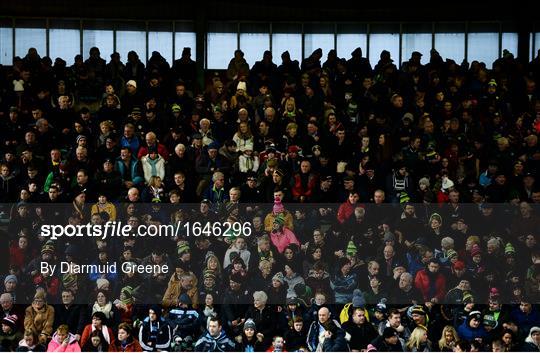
[258,247,274,263]
[93,301,113,319]
[147,157,160,177]
[91,324,111,344]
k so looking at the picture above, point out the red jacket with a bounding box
[137,143,169,160]
[291,173,318,201]
[414,269,447,302]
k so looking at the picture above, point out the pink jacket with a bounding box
[47,333,81,352]
[270,227,300,253]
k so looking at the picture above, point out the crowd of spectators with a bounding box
[1,42,540,351]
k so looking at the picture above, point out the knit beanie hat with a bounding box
[41,243,55,255]
[62,273,77,288]
[244,318,256,331]
[4,275,17,285]
[410,305,426,316]
[352,289,365,308]
[96,278,110,291]
[468,310,482,323]
[272,272,285,285]
[177,243,191,256]
[346,241,358,256]
[429,213,442,226]
[274,214,285,226]
[203,269,217,280]
[505,242,516,256]
[446,249,458,260]
[471,244,482,257]
[1,315,17,331]
[121,286,134,305]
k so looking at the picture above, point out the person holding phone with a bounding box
[46,324,81,352]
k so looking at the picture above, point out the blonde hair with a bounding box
[57,324,69,335]
[406,327,428,351]
[438,326,458,350]
[100,120,114,131]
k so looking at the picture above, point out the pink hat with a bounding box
[471,244,482,257]
[1,314,18,330]
[273,196,285,214]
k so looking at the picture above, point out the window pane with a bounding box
[501,33,518,59]
[336,34,367,60]
[434,33,465,63]
[0,27,13,65]
[116,30,147,64]
[207,32,237,69]
[49,29,80,65]
[468,32,498,67]
[148,31,172,64]
[402,33,432,64]
[240,33,269,68]
[304,34,334,59]
[272,33,301,63]
[175,32,196,61]
[369,33,399,66]
[15,28,46,58]
[83,30,114,61]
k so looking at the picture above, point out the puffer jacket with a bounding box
[46,332,81,352]
[331,272,358,304]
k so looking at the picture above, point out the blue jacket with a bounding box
[115,157,144,186]
[457,321,487,342]
[194,329,236,352]
[330,273,358,304]
[511,307,540,336]
[120,135,141,155]
[307,319,341,352]
[168,307,200,338]
[138,317,172,351]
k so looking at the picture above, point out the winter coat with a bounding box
[194,330,236,352]
[1,329,23,351]
[168,306,200,339]
[306,319,341,352]
[46,332,81,352]
[414,269,447,302]
[53,304,86,336]
[80,325,114,349]
[115,157,144,186]
[322,327,349,352]
[140,154,166,183]
[331,272,358,304]
[24,305,55,338]
[269,228,300,254]
[162,273,199,309]
[342,321,378,351]
[283,273,305,299]
[138,317,171,351]
[457,321,487,342]
[107,336,143,352]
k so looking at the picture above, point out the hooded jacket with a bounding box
[457,319,487,342]
[138,314,171,352]
[46,332,81,352]
[522,327,540,352]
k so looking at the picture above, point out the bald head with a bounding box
[318,306,330,324]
